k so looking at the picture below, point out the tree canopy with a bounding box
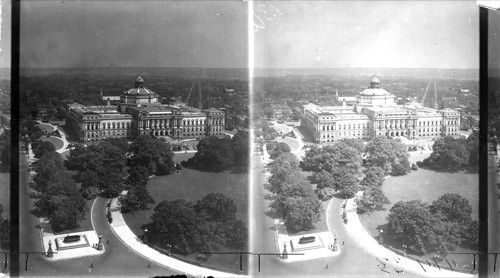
[301,142,362,175]
[429,193,473,223]
[360,166,385,189]
[269,142,291,159]
[148,194,247,254]
[129,135,175,176]
[187,131,249,172]
[423,137,472,171]
[356,186,390,214]
[365,137,411,175]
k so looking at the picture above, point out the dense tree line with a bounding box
[302,141,363,200]
[356,166,390,214]
[66,135,175,198]
[385,193,477,256]
[30,152,87,231]
[0,130,9,171]
[268,153,323,232]
[147,193,247,255]
[186,131,249,172]
[423,133,478,171]
[0,203,9,251]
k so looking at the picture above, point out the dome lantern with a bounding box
[369,77,380,89]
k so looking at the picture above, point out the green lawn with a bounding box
[0,173,9,219]
[40,136,64,150]
[274,137,300,152]
[124,167,248,272]
[358,167,478,271]
[172,152,195,163]
[36,123,55,133]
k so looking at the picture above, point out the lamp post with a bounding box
[97,235,103,251]
[282,241,288,260]
[143,228,148,244]
[402,244,407,256]
[47,240,53,258]
[379,229,384,245]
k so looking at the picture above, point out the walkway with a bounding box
[36,121,70,154]
[342,196,474,278]
[108,195,248,278]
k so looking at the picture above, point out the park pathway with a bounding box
[108,195,249,278]
[342,197,474,278]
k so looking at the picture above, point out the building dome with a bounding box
[124,76,156,95]
[360,77,390,96]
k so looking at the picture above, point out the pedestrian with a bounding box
[325,264,329,269]
[106,239,109,244]
[342,241,345,245]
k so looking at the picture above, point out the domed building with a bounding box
[356,77,396,106]
[118,76,161,113]
[302,77,461,143]
[67,76,226,143]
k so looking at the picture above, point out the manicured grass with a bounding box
[0,173,9,219]
[272,124,292,134]
[172,152,195,164]
[358,167,478,271]
[40,136,64,150]
[274,137,299,152]
[36,123,55,133]
[124,167,248,272]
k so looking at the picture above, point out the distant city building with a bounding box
[302,77,461,143]
[67,76,225,143]
[269,103,292,119]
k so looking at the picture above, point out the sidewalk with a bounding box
[108,194,248,278]
[343,196,475,278]
[36,121,70,154]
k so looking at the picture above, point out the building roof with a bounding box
[123,76,158,96]
[359,77,393,96]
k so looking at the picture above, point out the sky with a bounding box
[19,1,480,69]
[0,0,11,68]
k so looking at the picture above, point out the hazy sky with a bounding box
[0,0,11,68]
[254,1,479,69]
[20,1,479,69]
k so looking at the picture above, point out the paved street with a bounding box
[19,146,179,277]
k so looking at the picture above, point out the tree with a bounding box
[104,138,130,154]
[187,136,234,172]
[0,219,10,250]
[365,137,410,175]
[269,177,322,232]
[149,199,209,254]
[424,137,470,171]
[340,138,365,153]
[386,200,447,255]
[391,155,411,176]
[228,219,248,250]
[129,135,175,176]
[356,187,390,214]
[360,166,385,189]
[466,131,479,167]
[231,130,249,171]
[126,166,150,188]
[119,186,155,213]
[301,142,362,175]
[269,142,291,159]
[430,193,473,223]
[194,193,237,223]
[263,107,274,119]
[32,140,56,158]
